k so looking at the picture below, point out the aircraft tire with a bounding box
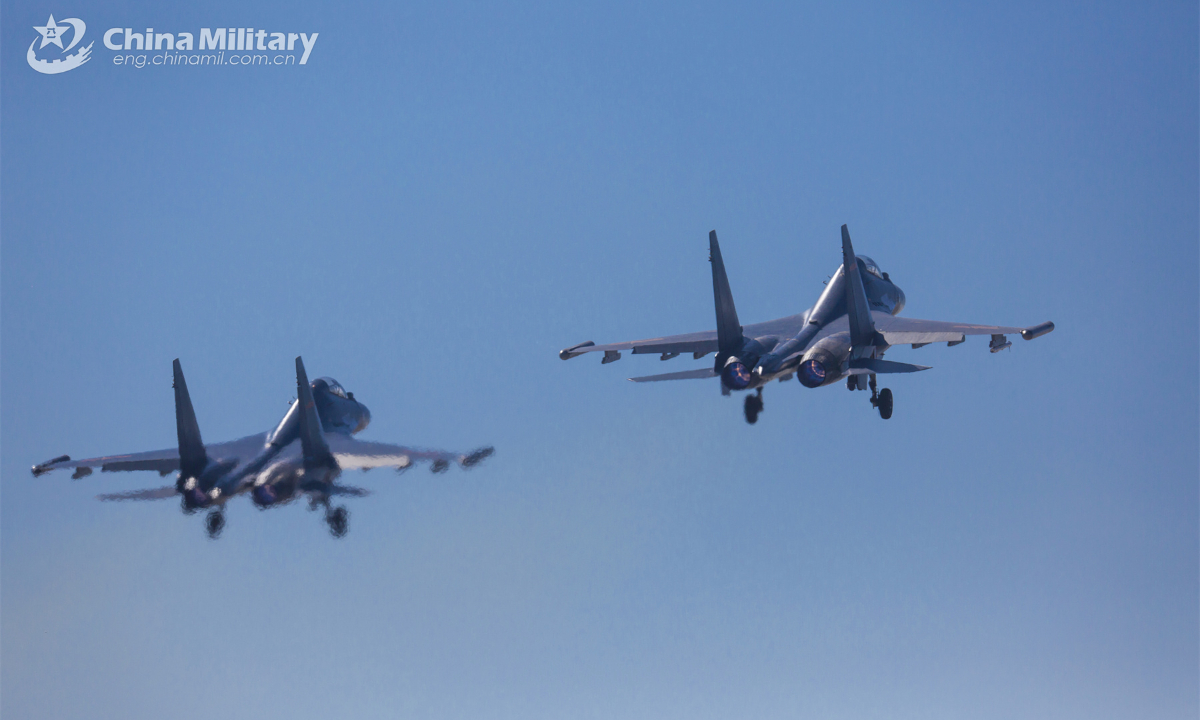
[878,388,893,420]
[743,394,762,424]
[328,506,349,538]
[205,509,225,539]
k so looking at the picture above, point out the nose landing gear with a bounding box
[868,374,893,420]
[743,388,764,424]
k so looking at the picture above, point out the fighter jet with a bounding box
[560,225,1054,424]
[31,357,494,538]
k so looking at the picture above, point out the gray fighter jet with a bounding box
[560,225,1054,424]
[32,357,494,538]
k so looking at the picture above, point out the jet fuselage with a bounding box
[719,256,905,391]
[181,376,370,510]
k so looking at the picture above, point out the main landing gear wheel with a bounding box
[877,388,893,420]
[205,509,225,539]
[327,506,349,538]
[743,389,764,425]
[868,375,893,420]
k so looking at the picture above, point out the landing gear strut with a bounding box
[743,388,764,424]
[205,509,225,539]
[868,375,893,420]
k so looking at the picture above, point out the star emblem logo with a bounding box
[27,14,91,75]
[34,15,68,49]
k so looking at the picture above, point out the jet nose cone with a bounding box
[354,402,371,434]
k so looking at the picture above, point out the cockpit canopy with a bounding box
[857,255,884,280]
[313,377,348,399]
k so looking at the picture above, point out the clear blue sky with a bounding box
[3,1,1196,718]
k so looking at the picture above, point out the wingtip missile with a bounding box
[461,446,495,468]
[31,454,71,477]
[559,341,595,360]
[1021,321,1055,340]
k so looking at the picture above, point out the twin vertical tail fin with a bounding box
[840,225,877,348]
[295,356,335,470]
[173,359,208,479]
[709,230,744,357]
[173,357,336,478]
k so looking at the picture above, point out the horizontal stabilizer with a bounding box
[97,486,179,502]
[847,358,931,374]
[629,368,718,383]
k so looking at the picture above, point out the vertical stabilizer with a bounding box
[709,230,744,355]
[840,225,876,347]
[295,356,335,470]
[173,359,208,479]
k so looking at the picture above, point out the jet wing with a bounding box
[560,313,809,361]
[31,433,269,478]
[872,313,1054,345]
[559,332,718,360]
[326,484,371,497]
[751,312,1055,373]
[324,434,494,472]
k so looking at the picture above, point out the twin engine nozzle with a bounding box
[252,484,279,507]
[721,359,753,390]
[176,458,239,510]
[720,333,854,391]
[798,358,828,388]
[717,336,782,391]
[797,333,852,388]
[718,333,852,391]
